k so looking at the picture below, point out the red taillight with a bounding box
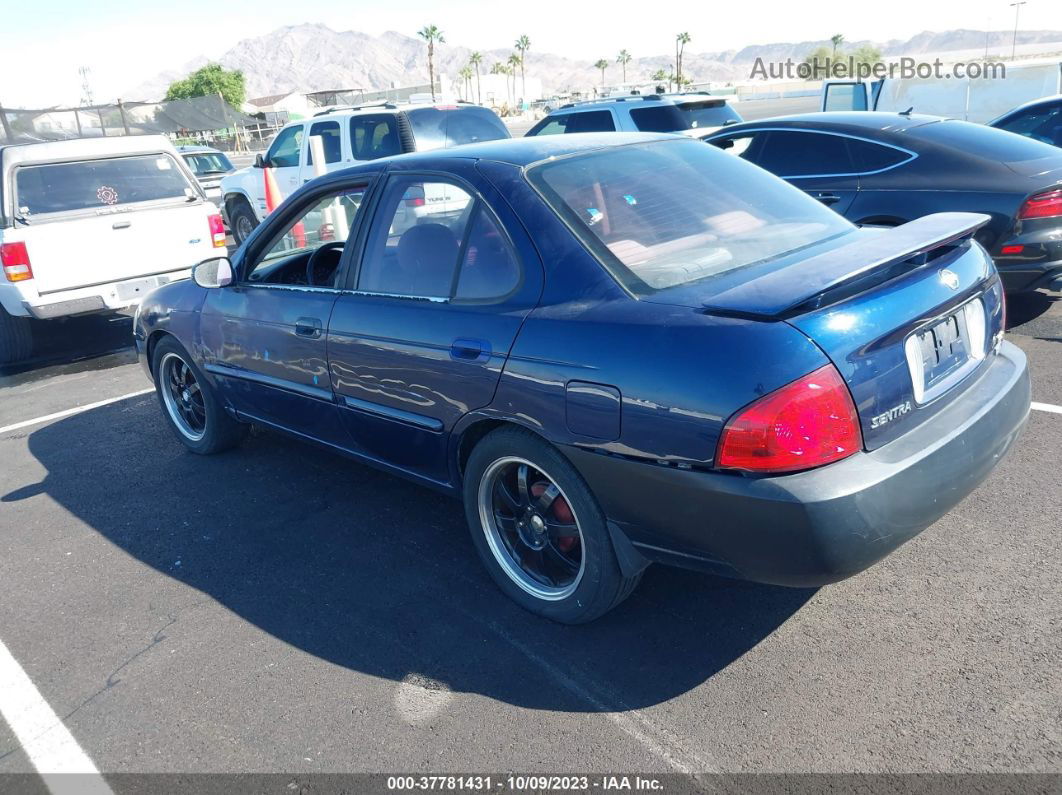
[1,242,33,282]
[717,364,863,474]
[207,214,227,248]
[1018,189,1062,220]
[999,244,1024,255]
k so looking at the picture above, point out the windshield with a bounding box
[527,138,853,295]
[406,106,510,150]
[15,154,195,216]
[182,151,234,176]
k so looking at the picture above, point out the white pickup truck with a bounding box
[0,135,226,364]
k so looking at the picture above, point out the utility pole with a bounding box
[1010,1,1026,60]
[78,66,95,106]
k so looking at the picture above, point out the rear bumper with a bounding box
[563,341,1030,587]
[993,232,1062,292]
[1,270,193,320]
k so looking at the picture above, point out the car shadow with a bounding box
[0,313,135,382]
[1006,289,1059,337]
[10,399,815,712]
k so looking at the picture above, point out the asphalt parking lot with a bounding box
[0,290,1059,786]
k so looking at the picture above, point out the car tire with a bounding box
[228,198,258,245]
[0,304,34,365]
[152,336,247,454]
[463,426,641,624]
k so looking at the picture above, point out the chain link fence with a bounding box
[0,94,260,149]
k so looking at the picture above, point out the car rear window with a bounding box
[527,138,853,295]
[182,151,234,176]
[910,119,1061,162]
[406,106,510,150]
[15,154,194,216]
[673,100,741,130]
[350,114,402,160]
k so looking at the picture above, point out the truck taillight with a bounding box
[208,214,227,248]
[1,242,33,282]
[716,364,863,474]
[1018,189,1062,220]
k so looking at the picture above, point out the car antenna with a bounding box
[899,106,914,117]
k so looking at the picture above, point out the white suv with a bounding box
[0,135,226,364]
[221,103,510,244]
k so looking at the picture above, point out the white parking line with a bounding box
[0,638,113,795]
[0,389,154,436]
[1032,401,1062,415]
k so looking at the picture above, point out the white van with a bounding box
[0,135,225,364]
[821,61,1062,124]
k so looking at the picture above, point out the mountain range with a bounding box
[127,24,1062,102]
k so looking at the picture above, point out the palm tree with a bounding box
[830,34,845,59]
[515,35,531,102]
[617,49,632,84]
[469,51,484,104]
[458,65,474,101]
[594,58,609,87]
[507,53,522,107]
[675,32,691,88]
[417,25,445,101]
[491,62,512,107]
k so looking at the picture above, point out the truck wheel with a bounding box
[0,305,33,365]
[463,427,642,624]
[228,198,258,245]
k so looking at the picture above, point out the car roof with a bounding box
[177,145,225,154]
[992,93,1062,120]
[0,134,178,167]
[713,111,946,137]
[360,132,677,169]
[553,92,730,113]
[306,102,492,120]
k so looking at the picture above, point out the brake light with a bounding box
[207,214,226,248]
[1,242,33,282]
[999,244,1024,255]
[717,364,862,473]
[1018,189,1062,220]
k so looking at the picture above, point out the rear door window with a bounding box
[629,105,687,132]
[527,110,616,135]
[405,107,510,150]
[266,124,304,168]
[350,114,402,160]
[844,137,912,173]
[15,154,194,216]
[750,131,855,177]
[306,120,342,165]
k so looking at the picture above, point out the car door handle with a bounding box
[450,338,490,362]
[813,193,842,205]
[294,317,322,338]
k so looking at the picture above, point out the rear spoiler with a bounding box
[702,212,992,318]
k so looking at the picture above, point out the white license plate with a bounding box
[115,276,163,301]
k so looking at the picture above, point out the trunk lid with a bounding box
[648,213,1006,450]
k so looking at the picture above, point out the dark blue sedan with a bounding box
[703,112,1062,294]
[135,134,1030,623]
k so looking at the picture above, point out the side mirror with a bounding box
[254,153,267,169]
[192,257,234,289]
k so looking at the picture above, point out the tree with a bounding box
[850,44,882,69]
[458,65,474,101]
[617,49,632,84]
[675,32,691,87]
[491,62,512,106]
[802,45,833,79]
[515,35,531,102]
[651,68,670,92]
[164,63,246,108]
[508,53,523,107]
[417,25,445,101]
[830,34,845,58]
[594,58,609,87]
[469,51,484,104]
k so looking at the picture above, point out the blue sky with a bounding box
[5,0,1061,107]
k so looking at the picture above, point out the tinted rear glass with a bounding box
[15,154,193,216]
[526,110,616,135]
[528,138,852,295]
[182,151,234,176]
[406,106,510,150]
[675,100,741,129]
[911,119,1061,162]
[350,114,402,160]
